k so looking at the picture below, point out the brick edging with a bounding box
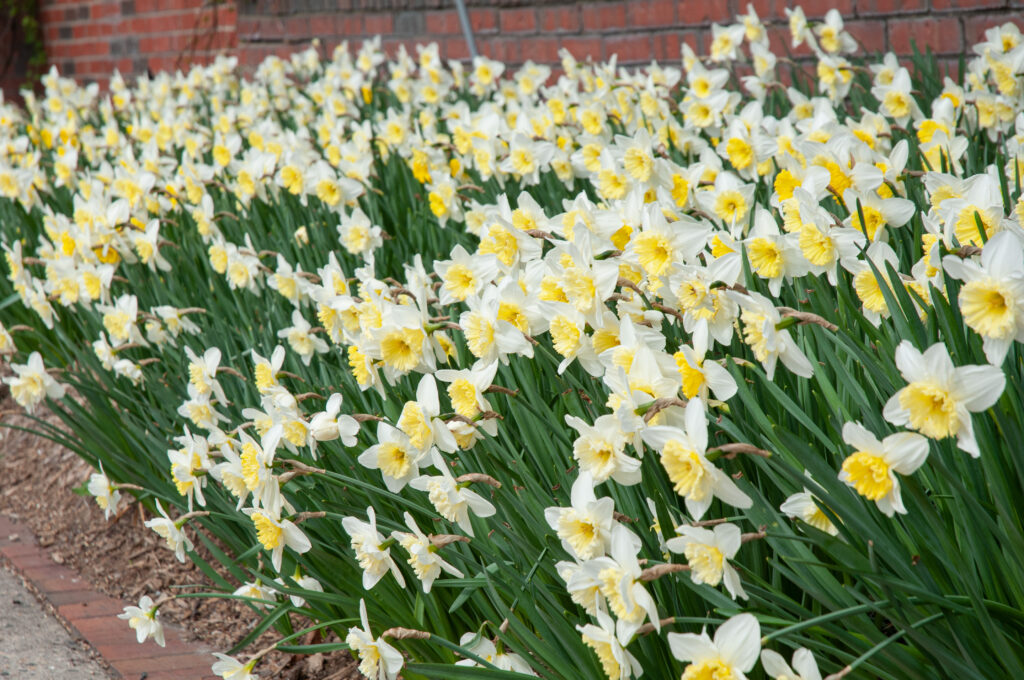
[0,514,219,680]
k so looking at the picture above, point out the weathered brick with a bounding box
[425,10,459,35]
[677,0,735,26]
[628,0,676,28]
[789,0,855,18]
[559,36,603,61]
[60,598,129,621]
[394,11,423,35]
[963,14,1024,47]
[470,9,497,33]
[500,8,536,33]
[582,2,625,32]
[520,35,560,63]
[932,0,1007,9]
[539,5,580,33]
[444,39,471,61]
[888,16,963,56]
[858,0,928,14]
[604,33,654,64]
[844,19,888,55]
[364,12,392,35]
[653,30,699,62]
[114,653,215,674]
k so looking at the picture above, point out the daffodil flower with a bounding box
[342,506,406,590]
[345,599,405,680]
[667,522,747,600]
[3,351,66,414]
[883,341,1006,456]
[410,451,496,536]
[87,462,123,520]
[668,613,760,680]
[392,512,464,593]
[144,499,192,563]
[241,505,312,572]
[839,421,929,516]
[761,647,824,680]
[545,471,615,560]
[211,653,260,680]
[578,609,643,680]
[641,398,753,519]
[942,230,1024,365]
[358,422,429,493]
[118,595,165,647]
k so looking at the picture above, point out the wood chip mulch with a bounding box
[0,383,360,680]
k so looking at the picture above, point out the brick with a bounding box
[39,8,64,24]
[858,0,928,14]
[4,552,55,569]
[44,588,108,606]
[539,5,580,33]
[557,36,602,61]
[60,598,130,621]
[888,16,963,56]
[444,39,471,61]
[485,37,522,64]
[519,36,560,64]
[97,637,196,662]
[425,10,459,35]
[933,0,1007,8]
[628,0,675,28]
[137,671,215,680]
[788,0,855,18]
[500,8,536,33]
[844,19,888,55]
[364,13,392,35]
[652,31,681,61]
[676,0,734,26]
[470,9,497,34]
[214,3,236,26]
[2,540,46,559]
[964,14,1024,47]
[653,30,699,62]
[604,33,654,64]
[33,563,86,584]
[91,2,120,20]
[582,2,625,32]
[394,11,423,35]
[284,14,309,37]
[114,653,215,674]
[336,15,363,36]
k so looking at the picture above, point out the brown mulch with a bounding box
[0,384,360,680]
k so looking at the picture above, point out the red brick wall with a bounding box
[2,0,1023,101]
[234,0,1024,68]
[37,0,237,89]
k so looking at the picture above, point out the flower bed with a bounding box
[2,6,1024,679]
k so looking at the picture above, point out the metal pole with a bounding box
[453,0,478,60]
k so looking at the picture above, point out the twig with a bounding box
[640,563,690,582]
[776,307,838,332]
